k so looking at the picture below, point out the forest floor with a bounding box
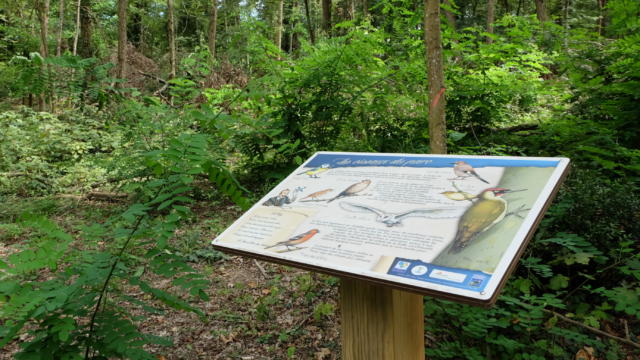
[0,196,345,360]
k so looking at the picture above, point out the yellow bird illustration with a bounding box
[297,164,330,178]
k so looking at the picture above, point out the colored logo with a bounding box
[469,275,487,288]
[411,265,428,276]
[394,261,411,271]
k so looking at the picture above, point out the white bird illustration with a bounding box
[339,202,463,227]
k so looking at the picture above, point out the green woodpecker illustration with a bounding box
[449,188,515,253]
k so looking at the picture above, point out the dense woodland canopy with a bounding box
[0,0,639,358]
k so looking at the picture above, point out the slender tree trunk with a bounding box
[72,0,80,55]
[597,0,606,36]
[348,0,355,19]
[78,0,93,58]
[424,0,447,154]
[37,0,50,58]
[208,0,217,59]
[563,0,570,47]
[56,0,64,56]
[443,0,457,31]
[486,0,496,43]
[303,0,315,44]
[167,0,176,78]
[534,0,549,22]
[362,0,368,17]
[275,0,284,53]
[322,0,331,35]
[37,0,50,111]
[117,0,127,88]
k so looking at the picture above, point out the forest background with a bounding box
[0,0,638,358]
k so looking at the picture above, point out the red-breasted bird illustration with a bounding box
[264,229,320,251]
[451,161,489,184]
[449,188,521,253]
[327,180,371,203]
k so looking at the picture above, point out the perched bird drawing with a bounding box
[450,161,489,184]
[441,190,478,202]
[327,180,371,203]
[449,188,522,253]
[297,164,330,178]
[262,187,304,207]
[300,188,333,201]
[264,229,320,251]
[339,202,462,227]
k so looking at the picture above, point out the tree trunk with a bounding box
[322,0,331,35]
[37,0,50,58]
[424,0,447,154]
[78,0,93,58]
[56,0,64,56]
[208,0,217,59]
[597,0,606,35]
[534,0,549,22]
[117,0,127,88]
[563,0,570,47]
[302,0,315,44]
[486,0,495,43]
[36,0,50,111]
[362,0,368,17]
[167,0,176,78]
[443,0,457,31]
[72,0,80,55]
[275,0,284,52]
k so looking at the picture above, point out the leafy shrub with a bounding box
[445,15,554,133]
[0,108,119,195]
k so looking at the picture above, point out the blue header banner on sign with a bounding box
[304,153,560,169]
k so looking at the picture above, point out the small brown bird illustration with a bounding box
[327,180,371,203]
[301,188,333,201]
[449,188,515,253]
[451,161,489,184]
[264,229,320,251]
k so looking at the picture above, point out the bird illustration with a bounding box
[441,190,478,202]
[297,164,330,178]
[450,161,489,184]
[327,180,371,203]
[264,229,320,251]
[301,188,333,201]
[339,202,462,227]
[448,188,516,253]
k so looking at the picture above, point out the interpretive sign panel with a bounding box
[212,152,570,306]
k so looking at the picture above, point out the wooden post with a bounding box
[340,278,424,360]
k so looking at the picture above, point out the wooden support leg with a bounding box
[340,278,424,360]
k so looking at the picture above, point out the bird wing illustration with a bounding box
[395,207,465,220]
[339,202,385,217]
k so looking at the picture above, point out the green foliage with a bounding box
[0,128,249,358]
[0,108,118,195]
[445,15,553,133]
